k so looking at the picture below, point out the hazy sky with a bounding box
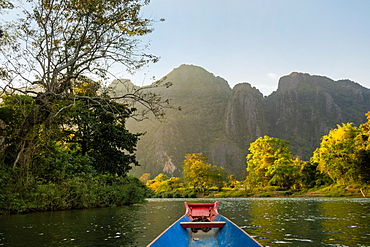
[119,0,370,96]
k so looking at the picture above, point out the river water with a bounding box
[0,197,369,246]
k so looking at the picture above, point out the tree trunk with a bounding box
[13,94,53,169]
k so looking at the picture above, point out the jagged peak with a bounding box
[109,79,135,87]
[233,82,256,90]
[287,72,310,77]
[232,82,263,97]
[173,64,215,75]
[337,79,368,90]
[107,79,137,94]
[278,72,338,92]
[284,72,332,81]
[164,64,231,90]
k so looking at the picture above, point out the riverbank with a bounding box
[150,184,369,199]
[294,185,369,198]
[0,175,149,215]
[2,183,368,215]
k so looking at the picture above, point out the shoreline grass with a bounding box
[149,185,369,199]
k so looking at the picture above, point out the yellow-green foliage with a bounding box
[246,136,298,189]
[182,153,228,191]
[139,173,151,184]
[146,173,182,193]
[312,121,370,185]
[143,154,230,198]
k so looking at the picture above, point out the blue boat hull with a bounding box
[148,214,262,247]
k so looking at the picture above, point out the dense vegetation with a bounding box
[0,93,152,214]
[0,0,168,214]
[142,153,234,198]
[144,113,370,198]
[247,113,370,195]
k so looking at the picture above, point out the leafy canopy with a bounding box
[312,121,370,185]
[0,0,171,177]
[182,153,228,191]
[59,97,141,176]
[0,0,158,92]
[246,136,296,188]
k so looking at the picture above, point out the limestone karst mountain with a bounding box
[110,64,370,178]
[264,72,370,159]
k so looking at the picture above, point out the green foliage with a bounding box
[0,95,36,164]
[310,113,370,186]
[60,98,142,176]
[1,93,141,177]
[157,177,181,191]
[291,159,332,189]
[209,188,246,198]
[246,136,297,188]
[144,113,370,198]
[356,112,370,183]
[154,173,170,182]
[0,0,166,179]
[139,173,151,184]
[2,0,157,88]
[0,0,172,213]
[183,153,211,191]
[209,165,229,190]
[0,92,146,213]
[144,153,230,198]
[316,184,355,197]
[0,173,148,214]
[228,175,237,188]
[0,95,34,131]
[183,153,229,191]
[311,123,363,185]
[146,174,183,196]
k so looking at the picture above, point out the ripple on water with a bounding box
[0,198,369,246]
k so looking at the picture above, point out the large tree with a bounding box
[357,112,370,183]
[60,96,141,176]
[246,136,296,188]
[312,122,370,185]
[182,153,228,191]
[183,153,212,191]
[0,0,170,171]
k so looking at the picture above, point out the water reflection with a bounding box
[0,198,369,246]
[0,205,147,246]
[218,198,370,247]
[318,199,370,246]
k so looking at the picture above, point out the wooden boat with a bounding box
[147,201,262,247]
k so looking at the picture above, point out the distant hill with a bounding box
[112,64,370,179]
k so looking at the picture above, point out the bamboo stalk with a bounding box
[360,188,366,197]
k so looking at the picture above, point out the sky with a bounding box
[118,0,370,96]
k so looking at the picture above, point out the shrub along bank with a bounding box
[148,185,369,199]
[0,174,149,214]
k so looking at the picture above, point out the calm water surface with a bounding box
[0,197,369,246]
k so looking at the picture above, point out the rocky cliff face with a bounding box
[265,73,370,157]
[115,65,370,178]
[125,65,235,177]
[225,83,265,147]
